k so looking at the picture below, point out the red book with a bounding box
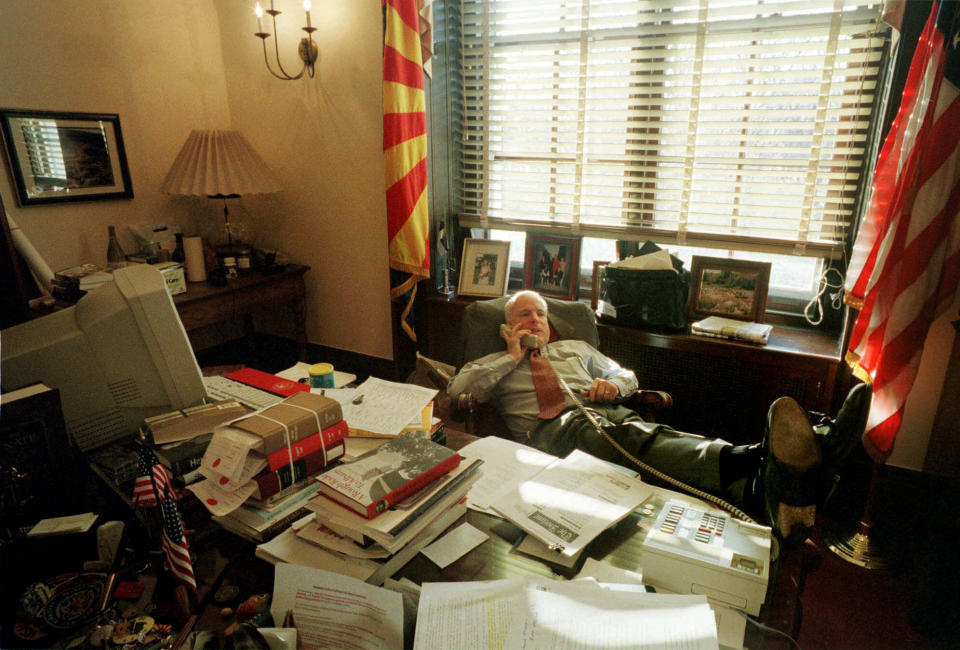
[316,432,462,519]
[225,368,310,396]
[265,419,349,471]
[253,440,346,501]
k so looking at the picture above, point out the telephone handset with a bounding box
[501,324,540,349]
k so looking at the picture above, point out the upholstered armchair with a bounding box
[415,296,672,438]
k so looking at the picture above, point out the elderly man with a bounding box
[448,290,870,545]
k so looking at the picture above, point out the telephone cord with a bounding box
[556,375,758,525]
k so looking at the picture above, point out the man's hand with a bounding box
[582,378,619,403]
[501,322,534,362]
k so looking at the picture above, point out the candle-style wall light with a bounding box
[254,1,318,80]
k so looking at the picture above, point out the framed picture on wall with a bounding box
[457,238,511,298]
[688,256,771,322]
[0,109,134,206]
[524,233,581,300]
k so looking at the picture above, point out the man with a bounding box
[447,290,870,545]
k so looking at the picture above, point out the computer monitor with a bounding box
[1,264,207,452]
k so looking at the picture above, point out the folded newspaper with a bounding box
[691,316,772,345]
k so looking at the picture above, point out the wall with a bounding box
[0,1,230,271]
[0,0,393,360]
[212,0,392,360]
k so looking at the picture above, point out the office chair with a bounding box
[442,295,672,437]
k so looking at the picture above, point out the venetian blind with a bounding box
[459,0,888,256]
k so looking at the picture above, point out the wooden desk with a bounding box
[392,429,821,647]
[173,264,309,361]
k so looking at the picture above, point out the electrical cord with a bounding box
[555,374,758,525]
[803,266,845,326]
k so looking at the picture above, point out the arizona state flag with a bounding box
[383,0,430,340]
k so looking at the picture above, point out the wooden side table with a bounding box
[172,264,310,361]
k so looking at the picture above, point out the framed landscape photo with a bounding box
[457,238,511,298]
[688,256,771,323]
[524,234,581,300]
[0,109,134,205]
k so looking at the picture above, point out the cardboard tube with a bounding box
[183,236,207,282]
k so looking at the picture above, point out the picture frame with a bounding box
[524,233,581,300]
[591,260,610,311]
[0,109,133,206]
[457,238,511,298]
[688,256,771,323]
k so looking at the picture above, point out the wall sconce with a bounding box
[254,1,318,80]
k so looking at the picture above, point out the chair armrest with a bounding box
[623,389,673,423]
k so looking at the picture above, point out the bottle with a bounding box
[106,225,125,269]
[172,233,185,264]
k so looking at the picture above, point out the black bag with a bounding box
[597,245,690,331]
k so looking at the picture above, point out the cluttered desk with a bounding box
[0,264,819,649]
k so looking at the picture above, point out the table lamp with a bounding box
[160,130,282,254]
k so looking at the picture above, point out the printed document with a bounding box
[456,436,557,513]
[270,563,402,650]
[490,449,653,556]
[319,377,437,437]
[414,576,718,650]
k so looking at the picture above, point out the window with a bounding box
[455,0,889,313]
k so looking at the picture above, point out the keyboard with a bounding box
[203,375,285,410]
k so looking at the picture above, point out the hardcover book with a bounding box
[317,431,461,519]
[265,419,349,471]
[255,440,346,501]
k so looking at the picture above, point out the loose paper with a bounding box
[270,563,403,650]
[491,449,653,556]
[456,436,556,513]
[421,522,488,569]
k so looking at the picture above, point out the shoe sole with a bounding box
[766,397,822,545]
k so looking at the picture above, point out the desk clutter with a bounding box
[2,364,778,649]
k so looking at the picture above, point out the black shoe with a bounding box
[761,397,821,546]
[813,382,872,476]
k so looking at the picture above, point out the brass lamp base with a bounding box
[824,520,886,570]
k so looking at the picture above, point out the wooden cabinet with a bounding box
[173,264,309,360]
[421,293,844,445]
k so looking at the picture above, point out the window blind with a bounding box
[459,0,888,256]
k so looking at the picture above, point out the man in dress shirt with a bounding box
[448,290,870,545]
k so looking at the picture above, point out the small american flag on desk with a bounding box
[132,444,197,592]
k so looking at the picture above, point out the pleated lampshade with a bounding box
[160,130,281,197]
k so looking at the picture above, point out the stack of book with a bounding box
[257,431,483,584]
[190,392,350,542]
[51,264,113,303]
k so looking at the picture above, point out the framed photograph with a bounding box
[457,238,511,298]
[688,256,771,323]
[591,260,611,311]
[524,233,581,300]
[0,109,133,205]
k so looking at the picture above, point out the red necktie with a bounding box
[530,349,566,419]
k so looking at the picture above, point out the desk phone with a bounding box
[633,490,772,616]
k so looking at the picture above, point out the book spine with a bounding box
[255,440,345,500]
[363,454,462,519]
[265,420,349,471]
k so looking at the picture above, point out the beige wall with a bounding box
[0,0,393,359]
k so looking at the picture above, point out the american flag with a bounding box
[845,1,960,460]
[132,445,171,508]
[132,444,196,591]
[160,496,196,592]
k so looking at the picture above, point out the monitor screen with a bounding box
[1,264,206,452]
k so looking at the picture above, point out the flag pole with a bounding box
[823,459,886,570]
